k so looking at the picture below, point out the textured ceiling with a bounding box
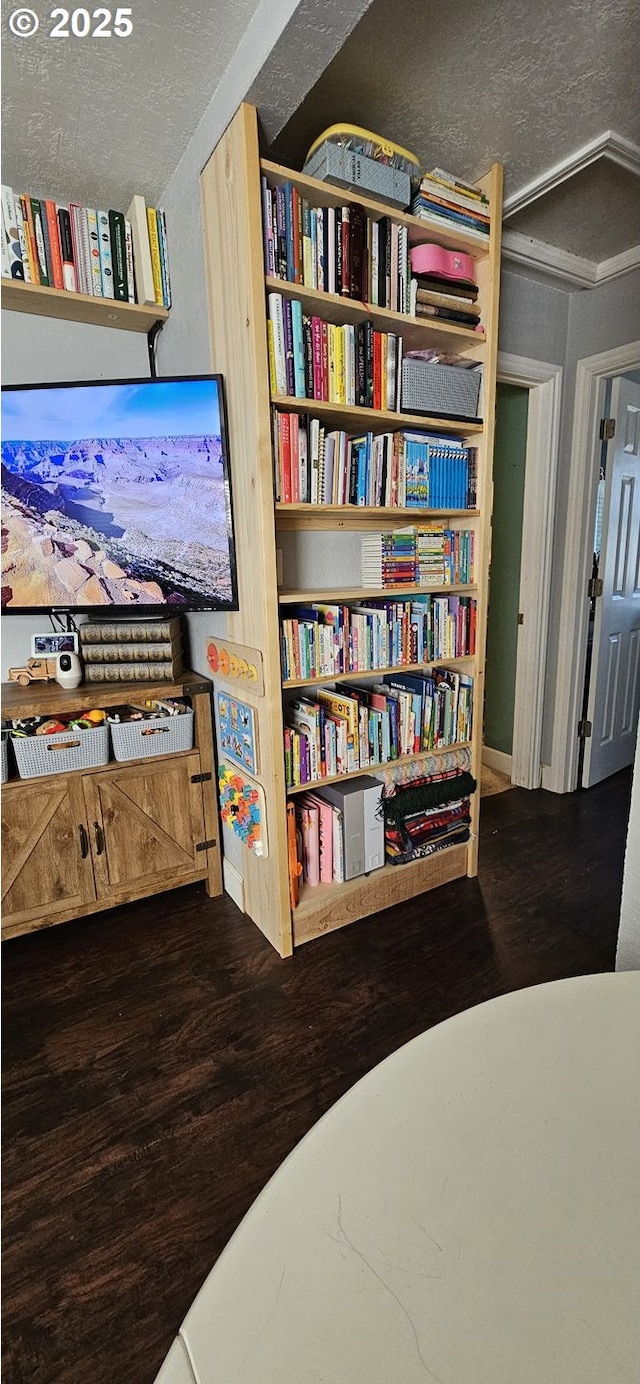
[1,0,264,209]
[506,159,640,261]
[271,0,640,266]
[2,0,639,267]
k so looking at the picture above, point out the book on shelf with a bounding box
[80,636,182,664]
[80,617,182,644]
[126,194,156,306]
[83,659,182,683]
[1,181,171,307]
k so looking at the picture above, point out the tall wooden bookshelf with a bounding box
[201,103,502,957]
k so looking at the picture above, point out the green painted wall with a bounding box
[484,383,529,756]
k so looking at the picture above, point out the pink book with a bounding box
[298,799,320,886]
[305,793,334,883]
[311,316,323,399]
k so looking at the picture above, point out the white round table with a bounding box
[157,972,640,1384]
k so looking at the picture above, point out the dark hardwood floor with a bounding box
[2,769,632,1384]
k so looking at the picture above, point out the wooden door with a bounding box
[1,777,96,936]
[82,753,207,902]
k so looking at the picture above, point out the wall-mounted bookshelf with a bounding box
[2,279,169,332]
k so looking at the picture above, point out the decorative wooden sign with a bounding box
[218,763,268,857]
[206,638,264,696]
[216,691,259,775]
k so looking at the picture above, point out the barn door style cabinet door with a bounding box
[1,672,222,940]
[1,775,97,933]
[82,753,207,903]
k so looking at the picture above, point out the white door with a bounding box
[583,377,640,787]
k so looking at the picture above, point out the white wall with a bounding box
[1,313,148,676]
[616,729,640,969]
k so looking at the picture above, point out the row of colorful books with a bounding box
[272,411,478,510]
[284,667,473,787]
[262,178,414,312]
[361,528,475,588]
[280,595,477,683]
[267,292,404,409]
[411,166,490,243]
[1,184,171,307]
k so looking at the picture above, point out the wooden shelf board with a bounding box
[271,395,483,437]
[286,742,472,795]
[264,276,486,350]
[282,655,474,688]
[261,159,491,258]
[292,842,469,945]
[1,670,209,719]
[279,583,477,604]
[275,505,480,530]
[1,279,169,333]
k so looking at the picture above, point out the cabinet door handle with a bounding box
[78,823,89,859]
[93,821,105,856]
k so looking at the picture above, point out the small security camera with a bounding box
[55,651,83,689]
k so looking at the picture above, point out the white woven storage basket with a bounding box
[109,708,194,761]
[401,360,482,419]
[12,723,110,779]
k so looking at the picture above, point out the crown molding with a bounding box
[501,230,640,290]
[596,243,640,283]
[503,130,640,220]
[501,231,597,288]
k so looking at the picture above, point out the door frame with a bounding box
[495,353,563,788]
[547,340,640,794]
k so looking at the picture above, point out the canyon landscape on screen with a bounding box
[1,378,236,610]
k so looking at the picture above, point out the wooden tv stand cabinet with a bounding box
[1,671,222,940]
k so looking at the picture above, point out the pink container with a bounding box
[410,243,476,284]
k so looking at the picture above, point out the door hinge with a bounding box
[196,838,217,852]
[578,718,592,739]
[191,771,212,783]
[588,577,603,598]
[599,417,616,441]
[517,612,524,626]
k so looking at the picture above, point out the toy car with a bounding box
[8,658,58,687]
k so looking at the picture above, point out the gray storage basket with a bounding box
[110,708,194,762]
[303,146,411,210]
[12,723,110,779]
[1,733,9,784]
[401,360,482,419]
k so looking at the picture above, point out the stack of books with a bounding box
[1,184,171,308]
[361,525,474,587]
[79,618,183,683]
[411,167,490,243]
[408,274,481,329]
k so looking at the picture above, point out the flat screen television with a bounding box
[1,373,239,613]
